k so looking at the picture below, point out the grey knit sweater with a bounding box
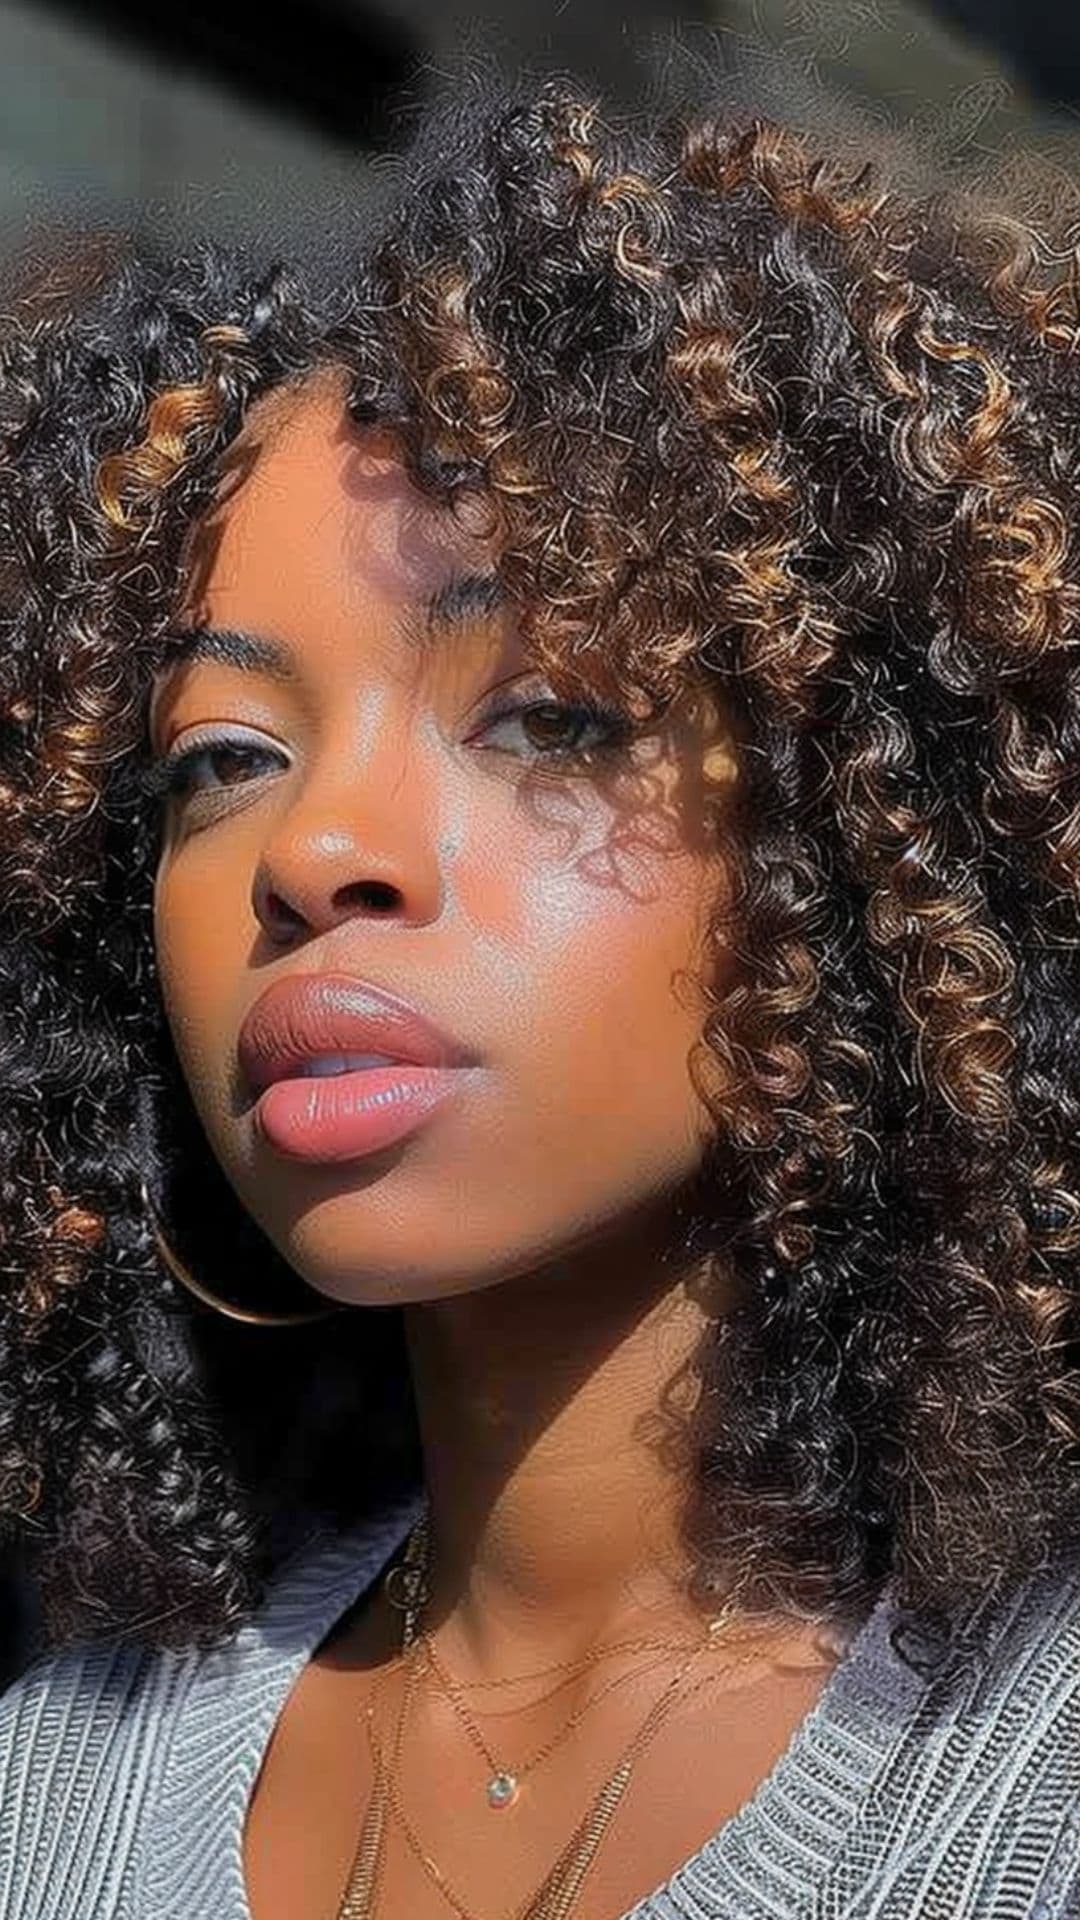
[2,1483,1080,1919]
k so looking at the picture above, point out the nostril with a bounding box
[256,876,403,932]
[346,880,400,913]
[264,888,305,931]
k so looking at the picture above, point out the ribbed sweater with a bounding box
[2,1483,1080,1918]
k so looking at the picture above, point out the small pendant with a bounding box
[487,1770,519,1809]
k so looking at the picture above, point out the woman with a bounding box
[1,69,1079,1920]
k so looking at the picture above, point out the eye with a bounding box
[474,694,634,762]
[138,729,287,806]
[138,692,635,816]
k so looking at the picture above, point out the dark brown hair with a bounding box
[1,70,1079,1654]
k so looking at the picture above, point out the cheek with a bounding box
[152,857,247,1100]
[458,804,722,1166]
[150,777,725,1199]
[147,790,728,1299]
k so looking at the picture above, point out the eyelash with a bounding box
[139,694,635,807]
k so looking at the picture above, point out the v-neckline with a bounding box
[140,1486,926,1920]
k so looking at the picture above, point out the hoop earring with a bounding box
[139,1179,346,1327]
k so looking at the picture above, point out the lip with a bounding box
[237,971,476,1102]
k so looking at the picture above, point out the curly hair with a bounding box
[1,68,1079,1656]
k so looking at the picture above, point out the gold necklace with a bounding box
[388,1509,768,1813]
[365,1651,768,1920]
[336,1517,431,1920]
[365,1644,771,1920]
[385,1514,726,1692]
[419,1626,750,1810]
[334,1506,782,1920]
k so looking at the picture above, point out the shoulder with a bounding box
[838,1546,1080,1918]
[0,1491,422,1920]
[967,1550,1080,1914]
[0,1633,195,1920]
[888,1544,1080,1783]
[952,1542,1080,1721]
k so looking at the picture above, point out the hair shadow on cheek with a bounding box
[510,697,735,907]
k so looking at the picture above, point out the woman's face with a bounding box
[149,369,736,1306]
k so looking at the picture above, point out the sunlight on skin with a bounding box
[146,366,792,1680]
[149,368,738,1319]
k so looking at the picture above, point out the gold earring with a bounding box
[140,1179,346,1326]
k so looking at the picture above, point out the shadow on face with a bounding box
[148,368,742,1324]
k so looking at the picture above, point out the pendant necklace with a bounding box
[334,1500,780,1920]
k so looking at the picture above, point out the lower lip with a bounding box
[253,1065,471,1164]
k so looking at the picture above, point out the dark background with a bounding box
[1,0,1079,1682]
[2,0,1080,267]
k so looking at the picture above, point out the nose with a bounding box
[250,742,449,944]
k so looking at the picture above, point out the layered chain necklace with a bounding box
[334,1505,781,1920]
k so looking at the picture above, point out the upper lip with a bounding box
[238,972,475,1099]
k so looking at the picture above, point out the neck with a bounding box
[400,1200,727,1677]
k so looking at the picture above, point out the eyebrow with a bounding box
[424,571,505,634]
[156,570,506,682]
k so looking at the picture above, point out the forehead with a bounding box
[178,367,494,625]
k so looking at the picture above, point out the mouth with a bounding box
[251,1058,478,1164]
[237,971,481,1165]
[238,970,476,1100]
[273,1050,421,1081]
